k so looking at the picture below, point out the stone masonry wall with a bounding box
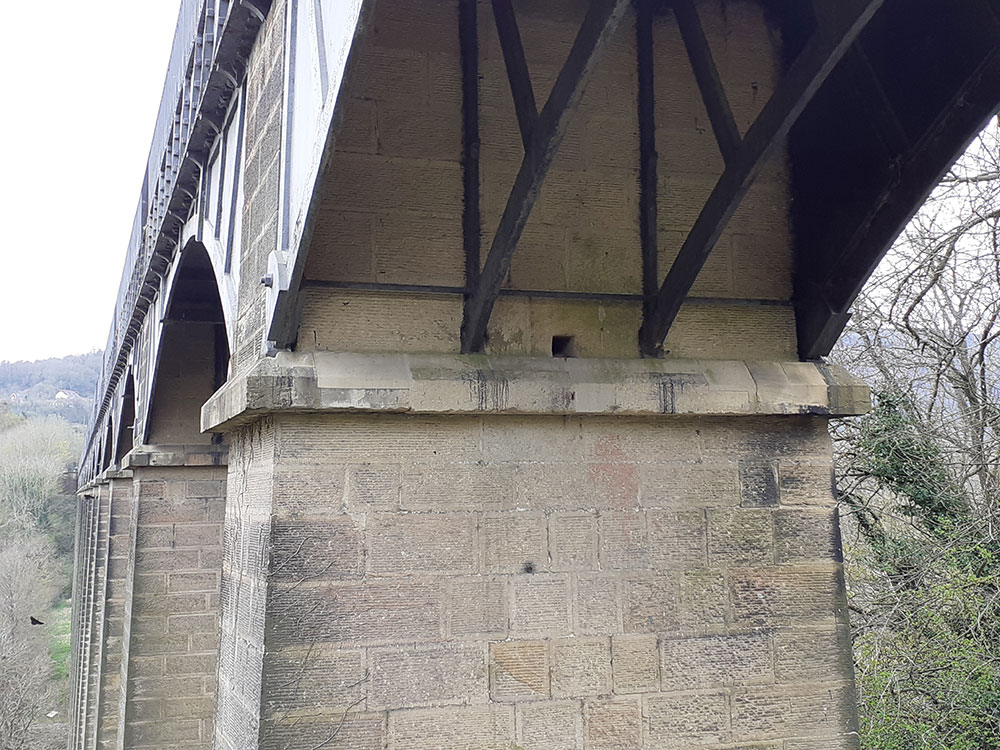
[299,0,796,360]
[69,484,109,750]
[96,475,134,749]
[146,325,221,445]
[234,0,286,375]
[120,465,226,750]
[222,411,858,749]
[215,421,276,750]
[68,490,88,749]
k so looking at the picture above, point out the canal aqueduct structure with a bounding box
[70,0,1000,747]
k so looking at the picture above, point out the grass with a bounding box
[47,599,72,680]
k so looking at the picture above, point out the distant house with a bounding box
[55,390,82,401]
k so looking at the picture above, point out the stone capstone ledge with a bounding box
[202,352,871,431]
[78,468,133,495]
[78,446,227,492]
[121,444,229,469]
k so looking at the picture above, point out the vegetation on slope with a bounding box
[0,356,96,748]
[835,120,1000,749]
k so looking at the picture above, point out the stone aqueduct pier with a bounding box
[70,0,1000,748]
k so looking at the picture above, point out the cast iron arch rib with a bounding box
[672,0,741,166]
[491,0,538,151]
[637,0,885,357]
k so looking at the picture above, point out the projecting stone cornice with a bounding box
[201,352,870,432]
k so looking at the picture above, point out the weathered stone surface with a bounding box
[203,353,870,431]
[369,643,488,709]
[490,641,550,702]
[549,514,599,570]
[511,575,573,638]
[645,690,732,747]
[388,705,515,749]
[270,579,444,644]
[774,508,843,564]
[732,682,858,742]
[730,567,845,626]
[661,632,774,690]
[574,574,622,635]
[550,638,613,698]
[517,700,583,750]
[610,635,659,694]
[623,575,680,633]
[775,627,855,683]
[708,509,774,565]
[74,0,875,747]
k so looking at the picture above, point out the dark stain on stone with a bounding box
[654,374,707,413]
[463,369,510,411]
[739,458,780,508]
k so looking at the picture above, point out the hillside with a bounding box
[0,352,102,426]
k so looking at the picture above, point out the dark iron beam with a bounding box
[461,0,632,353]
[845,44,910,155]
[638,0,885,357]
[797,46,1000,358]
[492,0,538,151]
[304,278,792,307]
[636,0,659,322]
[460,0,482,299]
[672,0,741,166]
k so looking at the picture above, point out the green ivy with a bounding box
[845,393,1000,748]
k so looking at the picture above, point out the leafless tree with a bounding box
[0,417,77,531]
[831,118,1000,748]
[0,535,58,750]
[835,118,1000,518]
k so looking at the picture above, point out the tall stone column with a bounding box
[114,446,227,750]
[207,353,869,750]
[94,469,134,750]
[70,480,110,750]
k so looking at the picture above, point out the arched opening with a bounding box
[145,244,230,445]
[100,418,115,473]
[115,373,136,464]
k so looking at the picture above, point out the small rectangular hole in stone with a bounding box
[552,335,577,358]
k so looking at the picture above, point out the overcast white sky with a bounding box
[0,1,183,363]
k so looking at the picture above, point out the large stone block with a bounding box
[262,647,366,715]
[623,575,680,633]
[490,641,550,702]
[516,700,583,750]
[644,690,731,748]
[483,512,549,574]
[549,513,599,570]
[511,575,572,637]
[661,632,774,690]
[610,634,659,694]
[447,577,508,637]
[387,705,515,749]
[707,509,774,565]
[368,513,478,575]
[550,638,612,698]
[574,573,622,635]
[732,682,857,742]
[270,580,443,644]
[774,508,843,564]
[584,698,642,750]
[270,517,364,581]
[370,643,488,709]
[730,567,845,626]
